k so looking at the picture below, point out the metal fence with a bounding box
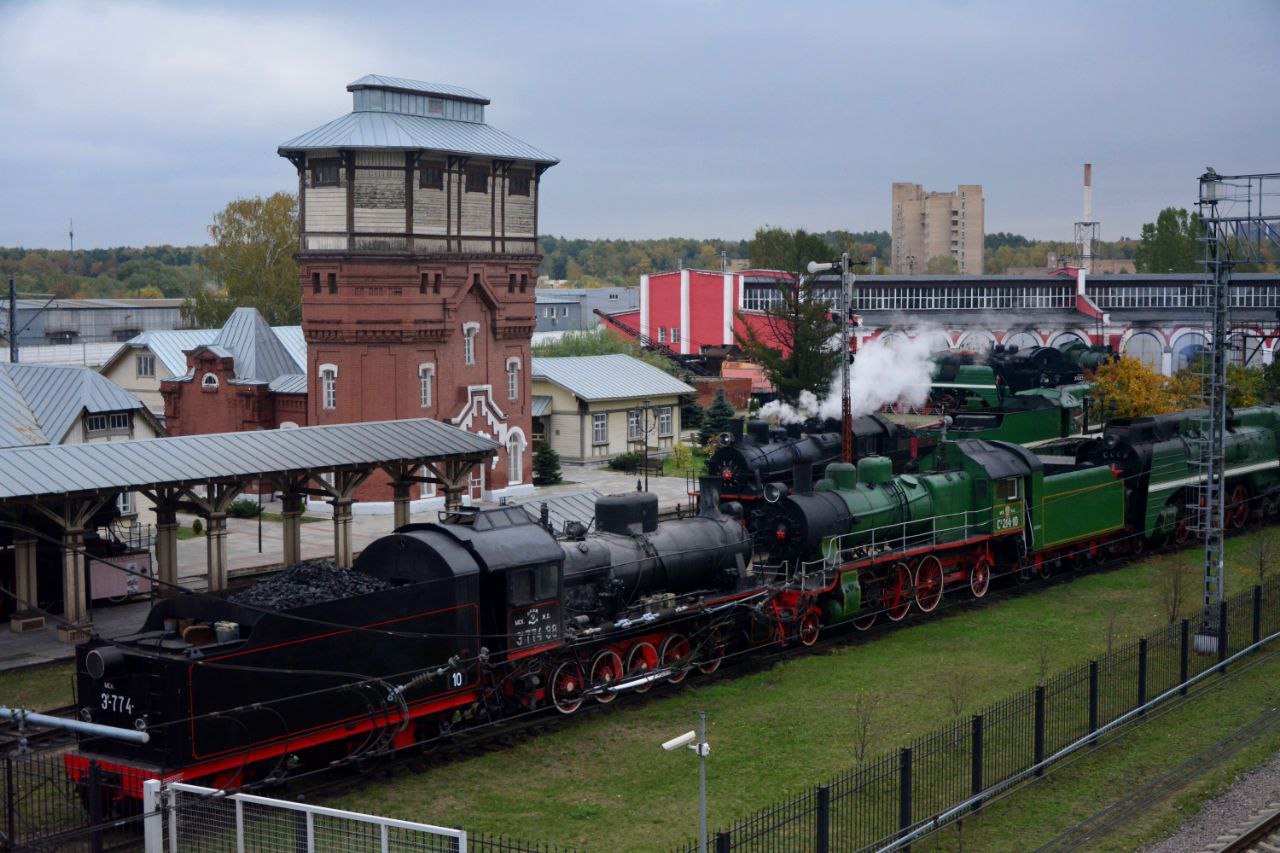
[677,582,1280,852]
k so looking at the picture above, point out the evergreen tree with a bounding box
[735,229,840,404]
[532,442,563,486]
[699,388,737,444]
[681,399,707,433]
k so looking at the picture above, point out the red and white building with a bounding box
[607,268,798,356]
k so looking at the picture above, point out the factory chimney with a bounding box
[1074,163,1099,274]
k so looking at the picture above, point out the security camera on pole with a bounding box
[807,253,855,463]
[662,711,711,853]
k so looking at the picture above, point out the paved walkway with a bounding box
[0,465,698,671]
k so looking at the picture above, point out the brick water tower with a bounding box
[279,75,558,502]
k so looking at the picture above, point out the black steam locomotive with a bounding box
[706,416,933,507]
[68,487,762,796]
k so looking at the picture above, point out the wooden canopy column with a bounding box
[139,486,185,596]
[180,482,244,592]
[423,459,478,510]
[10,535,41,633]
[275,474,312,569]
[309,469,372,568]
[381,461,427,530]
[29,496,111,642]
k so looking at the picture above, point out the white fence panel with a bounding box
[148,780,466,853]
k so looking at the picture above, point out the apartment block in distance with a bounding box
[891,183,984,275]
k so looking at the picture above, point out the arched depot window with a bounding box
[418,363,434,408]
[201,373,219,389]
[506,358,520,401]
[462,323,479,366]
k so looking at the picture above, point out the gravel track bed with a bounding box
[1144,749,1280,852]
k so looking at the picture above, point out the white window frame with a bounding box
[116,491,135,516]
[592,412,608,445]
[201,372,219,389]
[135,354,155,378]
[86,414,108,433]
[319,363,338,410]
[508,434,523,483]
[506,357,521,401]
[462,322,479,366]
[658,406,673,437]
[418,363,434,408]
[627,409,643,441]
[657,327,665,343]
[670,327,679,345]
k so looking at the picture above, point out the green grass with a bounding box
[917,653,1280,851]
[325,528,1280,850]
[0,661,76,711]
[175,526,202,540]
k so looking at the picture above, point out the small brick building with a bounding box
[161,307,308,435]
[279,74,558,503]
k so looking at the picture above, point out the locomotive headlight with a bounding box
[85,647,124,680]
[133,717,148,732]
[79,708,93,722]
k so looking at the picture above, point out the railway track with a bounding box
[1214,803,1280,852]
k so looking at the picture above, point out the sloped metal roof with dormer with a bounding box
[0,363,149,448]
[279,74,558,165]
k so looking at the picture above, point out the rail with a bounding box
[821,507,999,570]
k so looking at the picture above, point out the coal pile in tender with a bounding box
[229,559,392,610]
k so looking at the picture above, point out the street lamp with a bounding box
[662,711,710,853]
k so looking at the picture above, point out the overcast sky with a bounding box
[1,0,1277,250]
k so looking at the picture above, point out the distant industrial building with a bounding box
[3,298,190,347]
[534,287,638,333]
[891,183,984,275]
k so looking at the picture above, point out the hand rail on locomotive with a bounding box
[821,508,995,569]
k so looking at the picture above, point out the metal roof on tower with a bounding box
[346,74,489,104]
[278,74,558,165]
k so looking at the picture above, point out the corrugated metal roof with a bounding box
[347,74,488,104]
[212,308,302,384]
[123,329,219,376]
[0,368,48,446]
[531,395,552,417]
[119,323,306,380]
[273,326,306,369]
[531,354,695,402]
[8,342,123,368]
[0,418,498,501]
[268,375,307,394]
[278,110,558,164]
[0,364,147,447]
[514,489,601,533]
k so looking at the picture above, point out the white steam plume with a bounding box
[757,331,936,424]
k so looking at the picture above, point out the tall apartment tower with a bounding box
[891,183,984,275]
[279,75,558,501]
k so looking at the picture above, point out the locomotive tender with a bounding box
[68,487,759,795]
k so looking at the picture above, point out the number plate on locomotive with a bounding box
[100,692,134,716]
[509,604,561,649]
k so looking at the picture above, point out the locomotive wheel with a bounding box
[695,628,727,675]
[1228,485,1251,529]
[625,641,659,693]
[659,633,694,684]
[852,611,878,631]
[969,557,991,599]
[589,649,624,704]
[550,661,585,715]
[884,562,913,622]
[798,609,822,647]
[1035,555,1051,580]
[1173,512,1192,545]
[914,556,944,613]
